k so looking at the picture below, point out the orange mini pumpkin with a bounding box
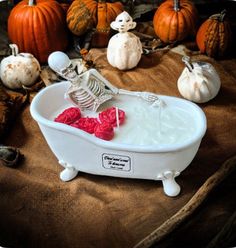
[153,0,198,43]
[67,0,123,47]
[8,0,69,63]
[196,10,232,58]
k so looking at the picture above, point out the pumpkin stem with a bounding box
[9,44,19,56]
[28,0,35,6]
[182,56,193,72]
[173,0,180,11]
[210,9,227,22]
[219,9,227,22]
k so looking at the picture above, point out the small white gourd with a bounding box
[107,11,142,70]
[177,56,221,103]
[0,44,41,89]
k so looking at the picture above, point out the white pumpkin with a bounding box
[107,11,142,70]
[177,56,221,103]
[0,44,40,89]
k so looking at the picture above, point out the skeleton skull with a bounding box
[48,51,78,81]
[110,11,136,33]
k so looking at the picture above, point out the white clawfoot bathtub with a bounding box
[30,81,207,197]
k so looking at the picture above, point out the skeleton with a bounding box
[48,51,163,112]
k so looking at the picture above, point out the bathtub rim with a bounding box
[30,81,207,153]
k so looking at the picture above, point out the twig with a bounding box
[134,155,236,248]
[143,46,171,55]
[132,30,156,40]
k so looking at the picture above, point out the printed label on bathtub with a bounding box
[102,153,131,172]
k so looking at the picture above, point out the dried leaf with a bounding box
[40,67,61,87]
[129,4,157,20]
[0,86,28,140]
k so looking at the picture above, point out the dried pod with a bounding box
[0,146,23,168]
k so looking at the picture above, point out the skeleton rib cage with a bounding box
[66,73,115,111]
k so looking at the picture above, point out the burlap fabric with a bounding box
[0,49,236,248]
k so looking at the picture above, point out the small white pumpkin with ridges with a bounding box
[0,44,40,89]
[177,56,221,103]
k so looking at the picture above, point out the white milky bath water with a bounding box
[99,96,196,146]
[52,95,196,146]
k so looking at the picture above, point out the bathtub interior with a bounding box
[33,81,71,120]
[32,81,206,152]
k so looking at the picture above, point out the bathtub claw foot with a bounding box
[157,170,180,197]
[59,160,78,182]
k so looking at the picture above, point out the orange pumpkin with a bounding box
[153,0,198,43]
[67,0,123,47]
[196,10,232,58]
[8,0,69,63]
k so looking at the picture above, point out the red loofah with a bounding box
[99,107,125,127]
[54,107,81,125]
[71,117,99,134]
[94,122,114,141]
